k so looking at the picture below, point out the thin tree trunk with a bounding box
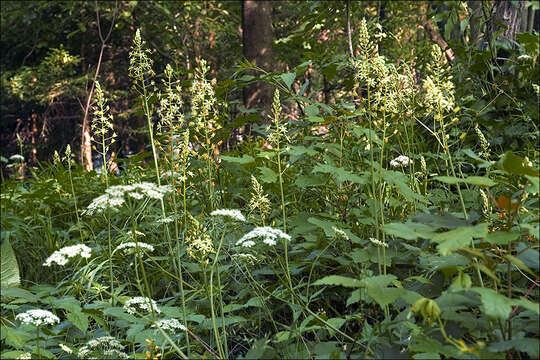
[491,0,525,45]
[80,2,117,171]
[242,0,274,118]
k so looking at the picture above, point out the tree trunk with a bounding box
[491,0,525,45]
[242,0,274,118]
[468,0,483,47]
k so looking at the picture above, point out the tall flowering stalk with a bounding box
[91,81,117,300]
[190,59,220,212]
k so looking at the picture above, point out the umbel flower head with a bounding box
[123,296,160,315]
[78,336,128,359]
[43,244,92,266]
[153,318,187,333]
[210,209,246,222]
[390,155,412,168]
[115,242,154,255]
[236,226,291,247]
[16,309,60,326]
[82,182,173,216]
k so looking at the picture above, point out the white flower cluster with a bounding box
[115,242,154,254]
[78,336,128,359]
[332,226,350,240]
[10,154,24,162]
[236,226,291,247]
[15,309,60,326]
[43,244,92,266]
[82,182,173,216]
[390,155,412,168]
[369,237,388,248]
[210,209,246,222]
[153,318,187,332]
[17,353,31,360]
[123,296,160,315]
[232,253,260,265]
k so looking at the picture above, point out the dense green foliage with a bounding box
[1,1,539,359]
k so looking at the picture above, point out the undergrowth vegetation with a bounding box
[1,19,539,360]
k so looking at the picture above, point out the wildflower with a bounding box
[237,226,291,247]
[187,233,215,261]
[129,29,155,81]
[82,182,173,216]
[15,309,60,326]
[17,353,31,360]
[156,216,174,224]
[332,226,349,240]
[115,242,154,254]
[390,155,412,168]
[474,124,490,158]
[408,297,440,327]
[153,318,187,332]
[59,343,73,354]
[9,154,24,162]
[78,336,127,359]
[369,237,388,248]
[232,253,260,265]
[249,175,271,222]
[43,244,92,266]
[123,296,161,315]
[517,54,532,61]
[210,209,246,222]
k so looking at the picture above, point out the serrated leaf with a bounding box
[312,275,363,288]
[66,310,89,332]
[471,287,513,319]
[1,239,20,288]
[488,338,539,358]
[431,223,489,256]
[257,167,277,183]
[312,163,365,184]
[220,154,255,165]
[499,151,539,177]
[280,72,296,90]
[484,231,520,245]
[383,222,435,240]
[505,254,536,277]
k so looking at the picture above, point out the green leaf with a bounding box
[484,231,520,245]
[0,287,37,301]
[1,238,20,288]
[66,310,89,332]
[312,275,363,288]
[499,151,539,177]
[383,222,435,240]
[505,254,537,277]
[295,174,326,188]
[488,338,539,359]
[220,154,255,165]
[257,167,277,183]
[304,104,319,117]
[431,223,489,256]
[471,287,513,319]
[280,72,296,90]
[433,175,496,187]
[312,163,366,184]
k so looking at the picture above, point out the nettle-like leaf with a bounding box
[430,223,489,256]
[1,239,20,288]
[471,287,539,320]
[433,175,496,187]
[312,163,366,184]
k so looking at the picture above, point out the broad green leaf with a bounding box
[471,287,513,319]
[413,353,440,360]
[313,275,363,288]
[484,231,520,245]
[488,338,539,359]
[525,175,539,194]
[499,151,539,177]
[0,287,37,302]
[433,175,496,187]
[308,217,339,238]
[312,163,365,184]
[431,223,489,256]
[382,169,427,203]
[287,145,318,157]
[295,174,326,188]
[280,72,296,90]
[383,222,435,240]
[346,289,361,306]
[1,239,20,288]
[66,310,89,332]
[220,154,255,165]
[304,104,319,117]
[257,166,277,183]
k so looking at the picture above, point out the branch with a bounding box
[422,20,455,62]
